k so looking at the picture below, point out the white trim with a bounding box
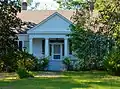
[29,34,69,39]
[51,43,63,60]
[64,38,68,57]
[45,38,49,57]
[28,31,71,35]
[22,41,24,51]
[18,34,28,36]
[50,42,63,45]
[17,40,19,48]
[17,41,24,51]
[29,38,33,54]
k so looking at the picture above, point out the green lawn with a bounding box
[0,71,120,89]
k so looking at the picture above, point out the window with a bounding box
[24,41,29,52]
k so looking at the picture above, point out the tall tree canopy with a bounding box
[55,0,95,10]
[27,0,33,5]
[95,0,120,75]
[69,0,115,70]
[0,0,22,57]
[56,0,84,10]
[95,0,120,47]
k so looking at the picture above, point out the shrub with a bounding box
[16,68,34,79]
[35,57,49,71]
[0,51,38,72]
[0,60,4,72]
[69,24,114,71]
[73,59,85,71]
[63,57,73,71]
[16,51,38,71]
[104,48,120,76]
[0,52,18,72]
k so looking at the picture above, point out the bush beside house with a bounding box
[16,68,34,79]
[104,48,120,76]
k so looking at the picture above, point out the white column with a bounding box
[64,38,68,57]
[45,38,49,57]
[29,38,33,54]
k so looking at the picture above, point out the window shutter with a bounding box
[69,40,72,55]
[62,44,64,56]
[19,41,22,51]
[42,39,45,54]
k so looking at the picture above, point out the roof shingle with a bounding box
[17,10,74,34]
[17,10,74,24]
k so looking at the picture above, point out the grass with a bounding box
[0,71,120,89]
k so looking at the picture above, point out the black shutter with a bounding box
[14,41,18,51]
[62,44,64,56]
[49,44,52,56]
[69,40,72,55]
[19,41,22,51]
[42,39,45,54]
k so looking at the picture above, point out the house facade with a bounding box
[17,10,75,71]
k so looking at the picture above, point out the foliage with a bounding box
[16,68,34,79]
[16,51,38,71]
[73,60,85,71]
[56,0,89,10]
[17,52,49,71]
[69,25,113,70]
[94,0,120,75]
[0,0,22,58]
[0,60,4,72]
[0,51,38,72]
[35,57,49,71]
[0,50,49,72]
[68,0,116,70]
[56,0,96,11]
[63,57,73,71]
[0,0,22,72]
[26,0,33,5]
[104,48,120,76]
[0,52,19,72]
[95,0,120,39]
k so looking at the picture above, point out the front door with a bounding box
[52,44,62,60]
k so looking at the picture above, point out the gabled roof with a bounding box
[27,12,73,33]
[18,10,74,24]
[17,10,74,34]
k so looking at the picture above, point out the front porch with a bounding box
[29,38,72,59]
[29,38,72,71]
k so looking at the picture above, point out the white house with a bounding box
[17,9,75,71]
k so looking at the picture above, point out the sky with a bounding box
[28,0,59,10]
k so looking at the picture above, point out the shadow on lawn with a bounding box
[0,77,120,89]
[0,77,90,89]
[0,71,120,89]
[82,81,120,88]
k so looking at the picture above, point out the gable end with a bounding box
[27,12,72,34]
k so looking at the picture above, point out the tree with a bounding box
[55,0,95,10]
[69,0,114,70]
[95,0,120,75]
[55,0,84,10]
[95,0,120,47]
[27,0,33,6]
[0,0,22,71]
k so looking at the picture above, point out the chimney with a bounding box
[22,0,27,10]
